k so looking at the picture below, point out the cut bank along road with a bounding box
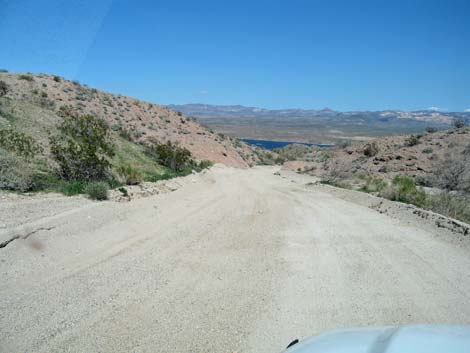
[1,166,470,353]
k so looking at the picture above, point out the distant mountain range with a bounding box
[168,104,470,126]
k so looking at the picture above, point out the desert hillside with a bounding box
[279,127,470,224]
[0,72,259,167]
[281,127,470,180]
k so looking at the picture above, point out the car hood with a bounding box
[284,325,470,353]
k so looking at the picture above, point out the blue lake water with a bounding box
[240,139,333,150]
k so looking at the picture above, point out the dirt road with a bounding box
[1,166,470,353]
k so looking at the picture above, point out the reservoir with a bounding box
[240,139,333,150]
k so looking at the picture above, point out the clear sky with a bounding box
[1,0,469,111]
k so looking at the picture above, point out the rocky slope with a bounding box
[281,127,470,181]
[0,72,259,167]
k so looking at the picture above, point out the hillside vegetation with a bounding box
[0,72,262,198]
[281,127,470,224]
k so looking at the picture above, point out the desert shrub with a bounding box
[414,175,431,187]
[116,164,142,185]
[323,161,350,184]
[145,168,194,182]
[361,176,387,193]
[378,164,390,173]
[50,107,115,181]
[364,142,379,157]
[0,81,8,97]
[194,160,213,171]
[453,119,466,129]
[425,127,437,133]
[426,193,470,224]
[380,175,426,207]
[404,134,420,147]
[84,181,109,200]
[0,100,16,121]
[0,128,43,159]
[274,156,286,165]
[111,123,122,131]
[433,148,470,194]
[105,177,122,189]
[27,172,60,191]
[38,96,55,109]
[18,74,34,81]
[316,151,331,163]
[422,147,433,154]
[58,180,87,196]
[255,150,277,165]
[118,187,128,197]
[145,141,192,172]
[53,75,61,82]
[0,148,37,191]
[119,128,134,141]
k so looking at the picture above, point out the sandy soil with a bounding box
[1,166,470,353]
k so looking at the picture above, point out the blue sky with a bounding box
[1,0,469,111]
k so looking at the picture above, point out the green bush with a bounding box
[53,75,61,82]
[145,169,192,182]
[422,147,433,154]
[314,152,330,163]
[361,176,387,193]
[404,135,420,147]
[118,187,128,197]
[50,106,115,181]
[145,140,192,172]
[364,142,379,157]
[0,148,37,191]
[380,175,426,207]
[194,160,213,171]
[18,74,34,81]
[116,164,142,185]
[0,129,43,159]
[59,180,87,196]
[84,181,109,200]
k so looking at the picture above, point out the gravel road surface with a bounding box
[1,166,469,353]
